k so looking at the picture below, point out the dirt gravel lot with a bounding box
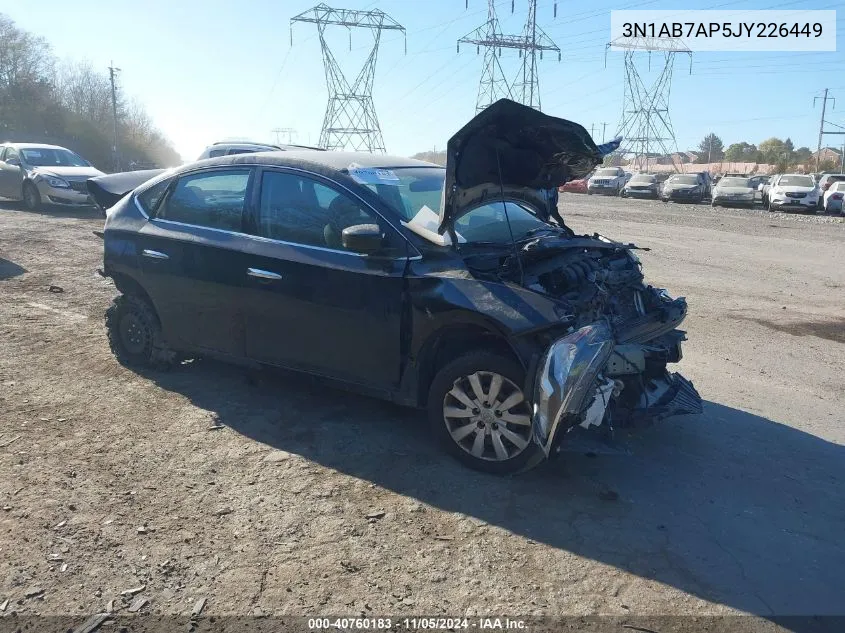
[0,195,843,630]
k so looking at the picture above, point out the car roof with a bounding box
[3,142,69,150]
[187,150,440,174]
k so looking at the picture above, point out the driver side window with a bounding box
[256,171,382,252]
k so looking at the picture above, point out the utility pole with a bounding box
[708,134,712,164]
[815,89,831,172]
[108,62,121,172]
[590,123,595,138]
[601,122,608,143]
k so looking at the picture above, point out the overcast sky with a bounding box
[3,0,844,160]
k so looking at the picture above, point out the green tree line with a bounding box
[0,14,180,172]
[695,132,839,172]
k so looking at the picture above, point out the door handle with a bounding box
[142,249,169,260]
[247,268,282,280]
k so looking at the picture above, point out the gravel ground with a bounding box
[0,195,843,631]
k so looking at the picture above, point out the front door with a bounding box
[242,168,408,390]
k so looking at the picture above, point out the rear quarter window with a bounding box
[136,179,171,215]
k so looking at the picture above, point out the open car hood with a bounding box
[87,169,166,210]
[440,99,620,234]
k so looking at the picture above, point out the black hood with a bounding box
[87,169,167,210]
[440,99,609,234]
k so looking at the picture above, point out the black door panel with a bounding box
[243,239,406,387]
[243,168,409,390]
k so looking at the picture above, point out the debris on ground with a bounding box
[24,587,44,599]
[192,597,207,617]
[73,613,109,633]
[120,585,146,597]
[127,597,148,613]
[48,285,64,293]
[0,435,20,448]
[365,510,386,520]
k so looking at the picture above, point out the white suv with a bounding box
[767,174,820,213]
[588,167,626,195]
[196,141,324,160]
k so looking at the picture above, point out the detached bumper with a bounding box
[532,322,614,456]
[531,319,702,457]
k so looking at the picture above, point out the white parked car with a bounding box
[822,181,845,213]
[766,174,819,213]
[587,167,626,195]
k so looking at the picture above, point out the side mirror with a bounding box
[6,157,20,167]
[341,224,383,254]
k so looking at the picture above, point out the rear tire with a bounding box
[22,182,41,211]
[427,351,540,475]
[105,294,174,369]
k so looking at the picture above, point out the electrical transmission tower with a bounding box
[458,0,559,113]
[290,3,405,153]
[272,128,297,144]
[605,36,691,172]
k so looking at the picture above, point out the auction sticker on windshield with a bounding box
[610,10,836,51]
[347,164,401,186]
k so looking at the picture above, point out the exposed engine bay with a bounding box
[462,230,702,454]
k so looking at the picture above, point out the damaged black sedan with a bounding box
[92,99,701,474]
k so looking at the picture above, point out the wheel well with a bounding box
[416,325,522,406]
[110,273,159,321]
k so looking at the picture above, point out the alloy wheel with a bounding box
[442,371,532,462]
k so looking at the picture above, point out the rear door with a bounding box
[241,168,409,390]
[137,167,255,356]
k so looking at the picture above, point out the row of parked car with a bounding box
[561,166,845,214]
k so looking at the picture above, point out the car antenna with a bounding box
[495,148,524,286]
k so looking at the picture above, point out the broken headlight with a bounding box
[532,321,614,456]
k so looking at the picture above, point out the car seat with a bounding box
[323,195,368,249]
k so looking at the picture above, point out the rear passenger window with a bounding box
[256,171,378,251]
[156,169,250,232]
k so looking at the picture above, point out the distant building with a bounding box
[811,147,842,164]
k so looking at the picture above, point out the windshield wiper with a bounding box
[523,226,565,237]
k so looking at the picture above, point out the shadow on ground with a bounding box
[0,257,26,280]
[149,359,845,621]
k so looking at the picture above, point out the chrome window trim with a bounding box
[132,162,425,261]
[150,217,416,260]
[133,196,150,219]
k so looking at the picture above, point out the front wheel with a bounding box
[22,182,42,211]
[427,352,540,474]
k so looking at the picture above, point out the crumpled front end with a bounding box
[531,283,703,457]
